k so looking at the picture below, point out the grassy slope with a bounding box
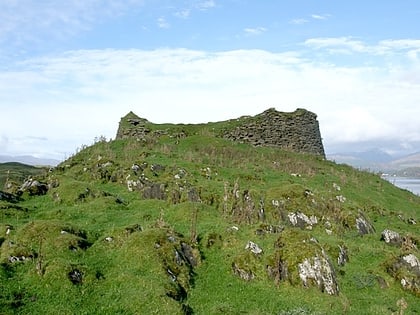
[0,162,47,190]
[0,131,419,314]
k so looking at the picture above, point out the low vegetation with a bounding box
[0,127,419,314]
[0,162,47,191]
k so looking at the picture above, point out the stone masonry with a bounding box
[115,111,151,140]
[222,108,325,157]
[116,108,325,157]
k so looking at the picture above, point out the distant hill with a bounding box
[0,155,60,166]
[0,162,47,189]
[388,152,420,169]
[386,152,420,177]
[328,150,420,175]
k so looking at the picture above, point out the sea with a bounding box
[383,176,420,196]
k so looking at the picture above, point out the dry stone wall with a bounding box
[116,108,325,157]
[115,111,151,140]
[222,108,325,157]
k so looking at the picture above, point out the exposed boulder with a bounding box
[402,253,420,269]
[288,211,317,229]
[386,253,420,296]
[20,178,49,196]
[180,242,197,267]
[245,241,263,255]
[126,179,141,192]
[266,257,288,285]
[355,211,375,235]
[150,164,165,176]
[337,245,349,266]
[187,187,201,203]
[154,229,200,314]
[68,269,83,285]
[142,183,166,200]
[8,255,34,264]
[298,250,339,295]
[232,262,255,281]
[381,229,402,246]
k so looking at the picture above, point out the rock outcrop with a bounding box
[381,229,403,246]
[298,250,339,295]
[387,253,420,296]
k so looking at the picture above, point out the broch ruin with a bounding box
[116,108,325,157]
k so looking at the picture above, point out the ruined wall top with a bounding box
[115,108,325,157]
[222,108,325,157]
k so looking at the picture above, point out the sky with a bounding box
[1,0,420,161]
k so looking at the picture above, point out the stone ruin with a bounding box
[223,108,325,157]
[115,108,325,157]
[115,111,151,140]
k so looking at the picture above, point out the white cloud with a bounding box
[305,37,420,58]
[157,16,170,28]
[174,9,191,19]
[379,39,420,50]
[1,46,420,159]
[311,14,330,20]
[244,27,267,36]
[172,0,216,19]
[290,14,330,25]
[195,0,216,10]
[0,0,144,47]
[290,18,308,25]
[304,37,370,54]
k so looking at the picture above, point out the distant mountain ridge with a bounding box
[389,152,420,169]
[328,150,420,175]
[0,162,47,189]
[0,155,60,166]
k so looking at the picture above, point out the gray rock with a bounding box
[387,253,420,295]
[180,242,197,267]
[288,211,317,229]
[142,183,166,200]
[337,245,349,266]
[20,178,49,196]
[355,212,375,235]
[266,259,288,283]
[298,250,339,295]
[187,187,201,203]
[407,218,417,225]
[402,254,420,269]
[232,262,255,281]
[245,241,263,255]
[381,229,402,246]
[68,269,83,285]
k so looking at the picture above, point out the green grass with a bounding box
[0,134,419,314]
[0,162,47,191]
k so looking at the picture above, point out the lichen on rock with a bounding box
[298,249,339,295]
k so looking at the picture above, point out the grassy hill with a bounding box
[0,162,48,191]
[0,126,419,314]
